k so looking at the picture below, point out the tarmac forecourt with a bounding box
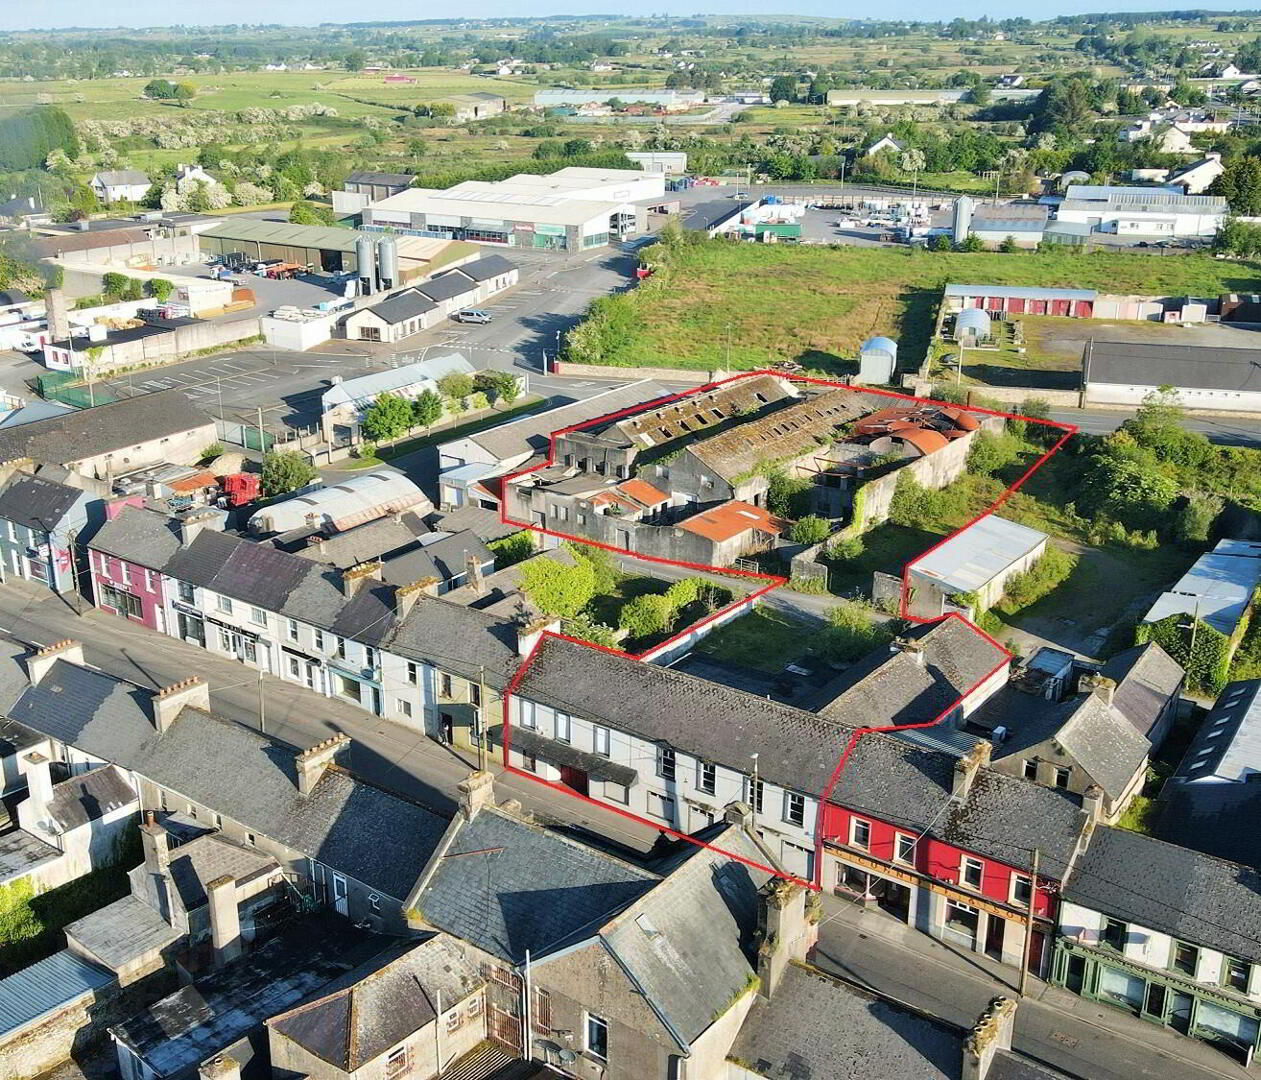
[498,370,1078,890]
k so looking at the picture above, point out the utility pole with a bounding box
[477,664,488,773]
[1019,848,1040,997]
[257,668,267,735]
[257,405,266,455]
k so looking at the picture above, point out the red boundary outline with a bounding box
[494,371,1078,890]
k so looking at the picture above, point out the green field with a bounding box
[570,241,1261,374]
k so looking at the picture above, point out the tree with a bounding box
[790,515,831,545]
[1211,157,1261,216]
[520,556,596,619]
[618,593,674,639]
[148,278,174,302]
[143,79,176,100]
[766,467,811,518]
[968,83,992,107]
[344,50,367,72]
[261,451,317,497]
[101,271,128,297]
[173,82,196,104]
[474,371,520,407]
[289,199,334,225]
[769,75,797,103]
[412,389,442,429]
[998,235,1019,253]
[437,372,475,401]
[360,392,414,443]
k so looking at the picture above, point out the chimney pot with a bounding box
[296,733,350,795]
[341,560,383,596]
[394,579,429,620]
[24,639,84,684]
[199,1057,241,1080]
[152,677,210,732]
[963,997,1018,1080]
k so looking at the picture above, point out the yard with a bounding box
[693,606,819,673]
[568,240,1261,374]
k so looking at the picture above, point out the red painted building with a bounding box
[945,284,1097,319]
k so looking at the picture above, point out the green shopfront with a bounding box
[1054,941,1261,1066]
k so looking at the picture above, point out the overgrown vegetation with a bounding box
[487,531,535,570]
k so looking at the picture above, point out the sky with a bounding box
[1,1,1253,33]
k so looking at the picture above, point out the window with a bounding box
[217,594,232,615]
[750,779,764,815]
[335,636,347,659]
[313,629,324,651]
[440,672,453,698]
[1053,766,1072,790]
[286,618,299,642]
[365,646,376,669]
[555,712,571,744]
[249,606,267,627]
[406,662,418,685]
[585,1014,609,1061]
[121,563,130,585]
[287,656,301,678]
[657,746,676,781]
[895,833,916,865]
[604,781,629,804]
[850,818,871,851]
[593,726,610,756]
[784,791,805,827]
[961,857,984,890]
[385,1045,409,1080]
[1023,759,1038,781]
[519,701,536,730]
[697,761,716,795]
[397,699,414,719]
[337,675,362,703]
[144,568,155,591]
[1171,941,1199,977]
[1224,957,1251,994]
[648,792,675,821]
[1101,917,1127,951]
[520,754,537,773]
[445,1010,461,1034]
[1011,874,1033,909]
[471,682,482,707]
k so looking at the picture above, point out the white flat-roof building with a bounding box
[360,168,659,251]
[1055,184,1227,239]
[535,88,704,111]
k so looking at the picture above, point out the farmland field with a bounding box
[569,242,1261,373]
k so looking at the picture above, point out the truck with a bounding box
[219,472,261,508]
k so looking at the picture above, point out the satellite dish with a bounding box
[559,1050,577,1065]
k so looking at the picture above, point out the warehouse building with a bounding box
[944,284,1098,318]
[534,88,704,111]
[360,168,660,251]
[197,221,478,280]
[1082,339,1261,412]
[1055,185,1226,239]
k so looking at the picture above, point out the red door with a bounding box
[1008,297,1026,314]
[1030,300,1046,314]
[1051,299,1070,316]
[560,766,589,795]
[1074,301,1093,318]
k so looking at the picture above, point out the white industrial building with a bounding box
[1082,340,1261,413]
[626,151,688,175]
[1055,184,1226,239]
[534,88,704,110]
[247,471,432,535]
[360,168,661,251]
[908,515,1049,618]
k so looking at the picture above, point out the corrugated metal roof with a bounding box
[1143,544,1261,635]
[249,471,429,534]
[202,220,367,252]
[945,284,1097,302]
[322,354,474,410]
[911,515,1048,593]
[0,949,113,1038]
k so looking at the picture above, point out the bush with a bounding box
[766,467,812,518]
[355,441,377,460]
[488,531,535,569]
[1138,612,1230,694]
[664,577,703,610]
[829,533,864,561]
[618,593,674,640]
[520,556,596,618]
[567,542,620,594]
[101,271,128,297]
[822,601,894,663]
[149,278,174,302]
[1174,493,1224,546]
[967,430,1022,476]
[995,545,1078,615]
[563,614,620,649]
[790,515,831,545]
[261,450,317,497]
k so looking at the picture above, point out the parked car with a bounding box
[452,309,493,324]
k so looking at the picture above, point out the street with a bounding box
[0,580,662,858]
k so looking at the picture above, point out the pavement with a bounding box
[1048,406,1261,446]
[812,895,1252,1080]
[0,578,662,858]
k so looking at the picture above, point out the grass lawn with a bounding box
[573,241,1261,374]
[693,607,818,673]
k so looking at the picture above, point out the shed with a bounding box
[248,472,432,535]
[856,336,898,386]
[908,515,1049,617]
[954,307,992,343]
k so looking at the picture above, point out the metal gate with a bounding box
[482,963,524,1054]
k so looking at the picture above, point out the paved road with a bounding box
[0,580,661,858]
[1048,406,1261,446]
[813,897,1250,1080]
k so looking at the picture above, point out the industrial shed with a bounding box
[944,284,1097,318]
[247,471,433,534]
[908,515,1049,618]
[1082,339,1261,412]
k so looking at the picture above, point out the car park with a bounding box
[452,309,493,324]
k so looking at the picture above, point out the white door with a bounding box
[332,873,348,915]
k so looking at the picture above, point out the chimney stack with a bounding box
[465,552,485,595]
[1078,672,1116,706]
[341,560,383,597]
[206,874,243,968]
[152,677,210,733]
[140,811,174,924]
[17,751,56,840]
[296,733,350,795]
[952,740,992,800]
[516,616,560,658]
[724,801,755,830]
[1082,784,1106,824]
[458,770,495,821]
[178,509,221,547]
[24,639,84,684]
[199,1056,241,1080]
[892,636,926,667]
[393,579,429,621]
[963,997,1018,1080]
[756,879,810,1000]
[46,288,69,342]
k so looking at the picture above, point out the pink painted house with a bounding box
[86,502,179,635]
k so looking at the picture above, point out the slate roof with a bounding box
[381,530,493,587]
[1101,642,1183,739]
[45,764,135,832]
[415,807,656,964]
[597,826,770,1044]
[942,770,1087,879]
[365,289,437,325]
[63,895,181,971]
[1066,826,1261,964]
[110,915,386,1078]
[346,170,415,188]
[513,636,855,794]
[730,963,962,1080]
[1155,781,1261,868]
[0,474,83,531]
[292,513,429,569]
[0,391,213,466]
[267,935,481,1070]
[8,659,449,899]
[416,273,476,304]
[1084,339,1261,394]
[165,833,280,910]
[685,387,880,482]
[454,254,517,282]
